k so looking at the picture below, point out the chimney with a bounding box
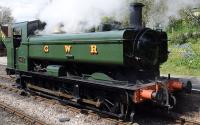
[129,3,144,29]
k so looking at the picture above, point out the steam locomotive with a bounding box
[0,3,192,121]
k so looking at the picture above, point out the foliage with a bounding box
[161,42,200,76]
[166,6,200,45]
[179,7,200,27]
[0,6,13,25]
[162,6,200,76]
[170,33,187,44]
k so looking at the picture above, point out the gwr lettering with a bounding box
[65,45,72,53]
[43,45,49,53]
[90,45,98,55]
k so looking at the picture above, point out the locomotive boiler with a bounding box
[0,3,192,121]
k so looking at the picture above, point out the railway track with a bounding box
[0,84,48,125]
[0,69,200,125]
[0,77,132,125]
[0,100,48,125]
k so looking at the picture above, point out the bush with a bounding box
[169,43,200,70]
[170,31,200,45]
[171,33,188,45]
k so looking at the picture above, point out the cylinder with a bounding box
[129,3,144,29]
[168,80,183,91]
[140,90,155,100]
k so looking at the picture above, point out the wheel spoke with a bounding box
[104,102,112,112]
[105,99,114,106]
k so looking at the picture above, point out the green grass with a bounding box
[160,42,200,76]
[161,61,200,76]
[161,16,200,76]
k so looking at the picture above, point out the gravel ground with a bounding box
[0,89,116,125]
[0,60,24,125]
[0,64,15,87]
[0,64,7,76]
[0,63,11,80]
[0,108,28,125]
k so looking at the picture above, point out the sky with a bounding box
[0,0,49,21]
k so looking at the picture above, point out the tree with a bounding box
[179,7,200,28]
[0,6,13,25]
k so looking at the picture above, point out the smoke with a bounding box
[38,0,128,33]
[0,0,128,33]
[0,0,199,32]
[147,0,200,28]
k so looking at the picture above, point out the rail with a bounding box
[0,69,200,125]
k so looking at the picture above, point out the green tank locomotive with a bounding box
[0,3,192,122]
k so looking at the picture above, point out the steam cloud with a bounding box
[0,0,128,33]
[38,0,127,33]
[0,0,199,32]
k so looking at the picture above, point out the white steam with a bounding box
[38,0,127,33]
[0,0,128,33]
[0,0,199,32]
